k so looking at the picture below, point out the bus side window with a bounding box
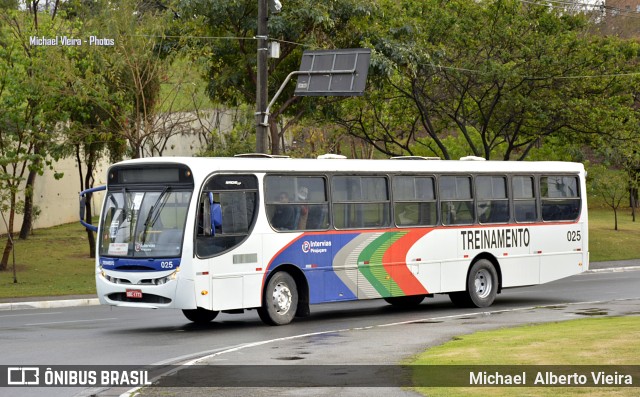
[541,175,580,221]
[265,175,328,231]
[476,175,509,224]
[440,175,474,225]
[198,175,263,258]
[221,191,252,233]
[392,175,437,227]
[513,176,537,222]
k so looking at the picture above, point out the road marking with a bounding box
[119,296,640,397]
[0,311,63,318]
[25,318,118,326]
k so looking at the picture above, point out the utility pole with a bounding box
[255,0,269,154]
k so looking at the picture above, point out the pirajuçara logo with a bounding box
[301,240,331,254]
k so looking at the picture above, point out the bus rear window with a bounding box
[541,175,580,221]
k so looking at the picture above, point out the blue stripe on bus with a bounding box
[267,233,361,303]
[99,257,180,271]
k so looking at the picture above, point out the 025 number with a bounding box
[567,230,581,241]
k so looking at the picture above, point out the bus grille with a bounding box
[103,275,169,285]
[108,293,172,305]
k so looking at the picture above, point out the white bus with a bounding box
[83,155,588,325]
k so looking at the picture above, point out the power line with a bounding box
[127,34,312,48]
[416,61,640,80]
[519,0,640,19]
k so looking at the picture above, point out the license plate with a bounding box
[126,289,143,299]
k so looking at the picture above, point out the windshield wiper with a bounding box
[121,187,129,220]
[141,186,170,244]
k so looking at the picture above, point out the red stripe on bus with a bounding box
[382,229,432,295]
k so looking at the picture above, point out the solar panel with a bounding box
[294,48,371,96]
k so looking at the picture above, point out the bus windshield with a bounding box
[99,189,192,258]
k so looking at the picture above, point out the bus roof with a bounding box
[112,156,585,176]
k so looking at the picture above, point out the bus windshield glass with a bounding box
[99,189,192,258]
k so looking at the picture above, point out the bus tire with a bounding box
[449,259,498,308]
[383,295,425,307]
[468,259,498,307]
[258,272,298,326]
[182,307,219,324]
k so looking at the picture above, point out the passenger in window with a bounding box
[396,204,417,226]
[295,187,309,229]
[271,192,295,230]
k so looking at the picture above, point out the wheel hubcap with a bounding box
[474,269,492,299]
[272,282,292,314]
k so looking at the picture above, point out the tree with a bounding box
[63,0,186,161]
[197,104,256,157]
[0,4,69,269]
[337,0,639,160]
[590,165,629,231]
[176,0,375,155]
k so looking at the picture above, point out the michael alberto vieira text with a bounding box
[29,36,114,46]
[470,371,633,386]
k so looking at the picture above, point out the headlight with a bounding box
[155,270,178,285]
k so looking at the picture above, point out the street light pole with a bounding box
[255,0,269,154]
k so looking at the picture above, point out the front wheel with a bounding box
[449,259,498,308]
[258,272,298,326]
[182,307,219,324]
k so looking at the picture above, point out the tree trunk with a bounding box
[84,161,96,259]
[19,168,38,239]
[270,120,279,155]
[0,194,17,270]
[77,145,97,258]
[0,235,13,271]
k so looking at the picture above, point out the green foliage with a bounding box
[197,105,256,157]
[176,0,377,153]
[334,0,640,161]
[0,5,76,266]
[589,164,629,231]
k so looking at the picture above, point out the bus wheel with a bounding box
[449,259,498,308]
[258,272,298,326]
[383,295,425,307]
[182,307,219,324]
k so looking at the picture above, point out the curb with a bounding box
[0,297,99,311]
[587,266,640,273]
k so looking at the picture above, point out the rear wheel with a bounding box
[449,259,498,308]
[182,307,219,324]
[383,295,426,307]
[258,272,298,326]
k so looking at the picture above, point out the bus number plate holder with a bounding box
[126,289,143,299]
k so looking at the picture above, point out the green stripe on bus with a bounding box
[357,232,407,297]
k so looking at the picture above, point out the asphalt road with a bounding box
[1,264,639,397]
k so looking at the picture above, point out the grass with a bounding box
[0,205,638,298]
[410,316,640,396]
[0,221,95,299]
[588,205,640,262]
